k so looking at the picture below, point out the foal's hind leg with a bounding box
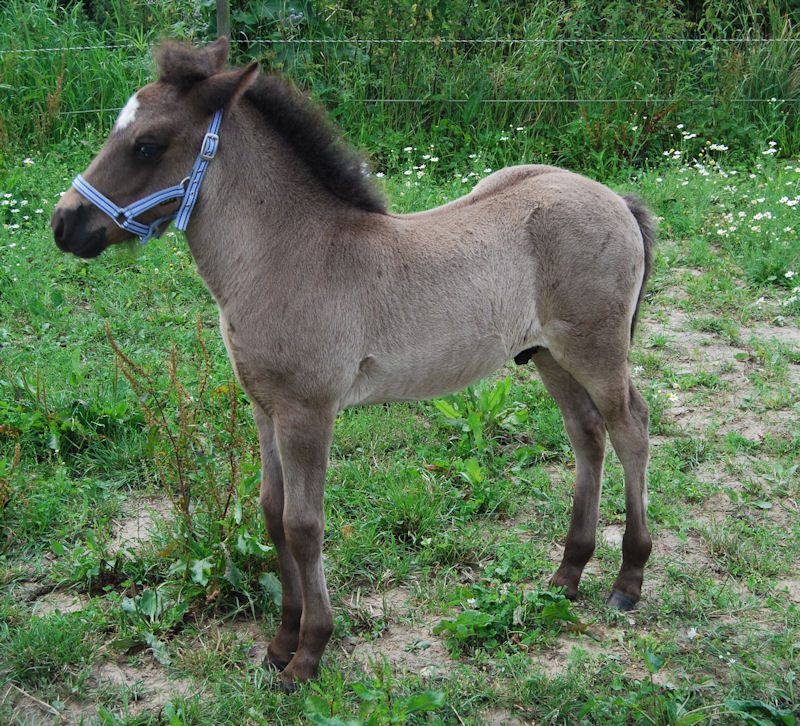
[531,349,607,599]
[253,405,303,671]
[576,368,651,609]
[591,378,651,609]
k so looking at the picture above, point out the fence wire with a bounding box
[56,98,794,119]
[2,36,799,55]
[1,37,796,116]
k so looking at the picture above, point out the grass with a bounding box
[2,1,800,175]
[2,91,800,726]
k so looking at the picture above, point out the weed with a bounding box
[0,441,20,516]
[304,659,446,725]
[434,550,579,655]
[105,320,277,611]
[432,375,528,453]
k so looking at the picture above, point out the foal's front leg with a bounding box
[254,405,304,671]
[271,405,336,686]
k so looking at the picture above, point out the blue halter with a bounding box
[71,109,223,245]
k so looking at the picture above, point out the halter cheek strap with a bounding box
[72,109,223,245]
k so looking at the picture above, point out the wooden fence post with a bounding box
[216,0,231,39]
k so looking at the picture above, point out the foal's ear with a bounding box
[206,36,230,73]
[197,61,260,112]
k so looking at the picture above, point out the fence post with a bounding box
[216,0,231,39]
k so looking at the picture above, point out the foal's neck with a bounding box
[184,105,367,307]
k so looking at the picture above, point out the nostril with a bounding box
[52,207,71,250]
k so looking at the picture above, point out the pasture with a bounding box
[0,122,798,724]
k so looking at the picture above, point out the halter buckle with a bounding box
[200,132,219,161]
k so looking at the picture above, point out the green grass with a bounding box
[2,119,800,724]
[2,0,800,176]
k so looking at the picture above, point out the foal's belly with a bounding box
[339,332,512,408]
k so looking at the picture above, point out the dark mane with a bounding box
[244,74,387,215]
[154,40,386,215]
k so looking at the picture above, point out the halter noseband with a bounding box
[71,109,223,245]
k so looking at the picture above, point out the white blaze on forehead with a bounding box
[114,92,140,131]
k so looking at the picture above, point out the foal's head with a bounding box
[52,37,256,258]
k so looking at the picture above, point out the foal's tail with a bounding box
[621,193,656,341]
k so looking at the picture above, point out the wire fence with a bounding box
[2,36,800,54]
[1,37,797,120]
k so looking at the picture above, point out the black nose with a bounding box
[52,207,68,251]
[51,204,107,258]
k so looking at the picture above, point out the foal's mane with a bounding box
[243,74,387,214]
[154,40,386,215]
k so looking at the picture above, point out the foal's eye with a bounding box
[133,141,164,161]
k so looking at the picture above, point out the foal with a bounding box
[53,37,655,686]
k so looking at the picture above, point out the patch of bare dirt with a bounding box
[774,579,800,604]
[1,683,66,725]
[208,617,271,667]
[108,494,171,555]
[0,658,196,725]
[90,659,196,711]
[344,588,457,678]
[32,591,90,617]
[746,322,800,348]
[480,706,529,725]
[640,306,798,455]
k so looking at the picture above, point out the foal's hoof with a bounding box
[549,575,579,601]
[605,589,638,611]
[262,653,290,673]
[278,674,300,694]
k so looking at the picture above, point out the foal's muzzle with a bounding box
[52,203,109,259]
